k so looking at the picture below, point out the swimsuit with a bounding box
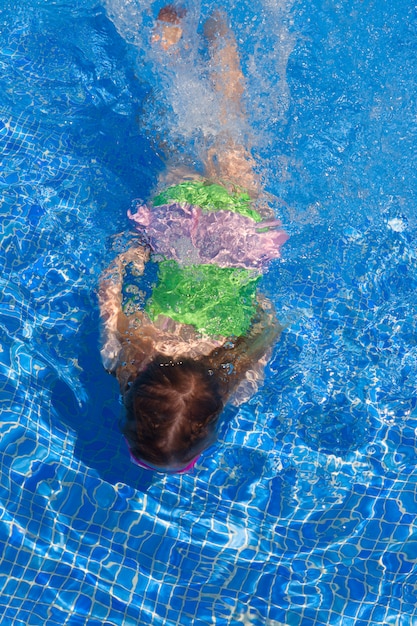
[128,180,288,337]
[152,180,262,221]
[146,261,260,337]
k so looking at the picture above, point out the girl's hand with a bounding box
[118,244,150,268]
[98,244,150,373]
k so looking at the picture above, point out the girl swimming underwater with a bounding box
[98,7,288,473]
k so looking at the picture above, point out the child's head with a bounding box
[123,355,223,472]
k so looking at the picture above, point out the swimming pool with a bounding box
[1,0,417,624]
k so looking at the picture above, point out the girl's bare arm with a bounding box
[98,245,150,372]
[207,297,282,398]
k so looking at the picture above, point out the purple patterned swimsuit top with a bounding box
[128,201,288,271]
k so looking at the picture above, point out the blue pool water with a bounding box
[1,0,417,624]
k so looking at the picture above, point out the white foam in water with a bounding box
[387,217,407,232]
[103,0,219,150]
[103,0,296,169]
[245,0,296,122]
[103,0,152,47]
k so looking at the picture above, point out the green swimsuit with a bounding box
[143,181,262,337]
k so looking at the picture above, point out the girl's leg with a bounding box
[151,6,259,196]
[203,11,260,196]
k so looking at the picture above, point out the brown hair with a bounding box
[123,355,223,468]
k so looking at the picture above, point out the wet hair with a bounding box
[123,355,223,468]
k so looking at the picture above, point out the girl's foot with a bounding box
[152,5,186,51]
